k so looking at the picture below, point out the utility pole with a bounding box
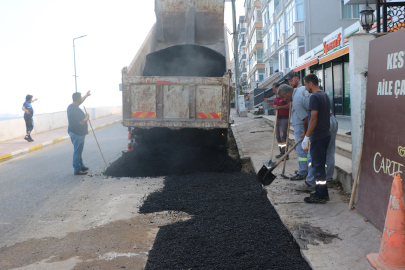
[73,35,87,93]
[232,0,240,115]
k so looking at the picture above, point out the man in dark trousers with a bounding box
[67,91,91,175]
[22,95,38,142]
[301,74,331,204]
[272,83,290,159]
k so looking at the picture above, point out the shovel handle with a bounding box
[269,110,278,162]
[272,138,304,169]
[282,103,292,170]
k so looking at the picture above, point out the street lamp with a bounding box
[360,1,375,33]
[73,35,87,93]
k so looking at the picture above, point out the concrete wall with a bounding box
[0,107,122,142]
[348,33,386,200]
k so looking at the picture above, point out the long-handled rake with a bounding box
[83,106,108,172]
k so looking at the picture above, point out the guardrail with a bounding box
[0,107,122,143]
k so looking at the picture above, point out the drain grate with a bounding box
[140,211,192,226]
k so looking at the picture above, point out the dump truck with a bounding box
[122,0,232,148]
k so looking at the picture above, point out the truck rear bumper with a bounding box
[123,119,230,130]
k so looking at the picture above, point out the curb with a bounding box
[0,118,123,163]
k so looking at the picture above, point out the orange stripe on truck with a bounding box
[132,112,156,119]
[197,113,222,119]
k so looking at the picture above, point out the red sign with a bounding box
[323,33,342,53]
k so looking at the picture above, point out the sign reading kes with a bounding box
[377,50,405,97]
[357,29,405,231]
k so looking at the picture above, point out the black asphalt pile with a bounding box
[104,143,242,178]
[139,172,311,270]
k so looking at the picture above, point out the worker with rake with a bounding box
[67,91,91,175]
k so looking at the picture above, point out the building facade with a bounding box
[259,0,363,90]
[244,0,264,90]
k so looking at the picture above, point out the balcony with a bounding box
[275,0,284,17]
[240,27,246,34]
[257,39,263,43]
[277,33,285,49]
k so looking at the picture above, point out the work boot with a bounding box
[28,135,34,142]
[275,153,284,159]
[304,193,327,204]
[326,181,333,188]
[295,182,315,191]
[74,171,88,175]
[24,136,29,141]
[80,166,89,171]
[310,192,330,201]
[290,173,306,181]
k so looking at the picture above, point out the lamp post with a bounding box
[73,35,87,93]
[360,1,375,33]
[256,79,259,89]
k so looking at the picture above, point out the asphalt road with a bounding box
[0,123,128,247]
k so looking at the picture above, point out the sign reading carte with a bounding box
[357,29,405,231]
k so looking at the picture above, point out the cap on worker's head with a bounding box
[286,71,299,80]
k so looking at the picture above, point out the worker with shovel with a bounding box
[301,74,331,204]
[285,71,311,180]
[67,91,91,175]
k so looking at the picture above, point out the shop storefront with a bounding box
[293,22,364,116]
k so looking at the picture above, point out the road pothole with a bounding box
[140,211,192,226]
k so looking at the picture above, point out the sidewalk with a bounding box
[0,114,123,162]
[231,110,381,270]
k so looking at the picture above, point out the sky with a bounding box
[0,0,245,116]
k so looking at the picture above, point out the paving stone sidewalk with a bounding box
[231,111,381,270]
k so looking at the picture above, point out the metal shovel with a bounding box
[258,138,304,186]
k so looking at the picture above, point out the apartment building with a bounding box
[259,0,362,89]
[244,0,264,90]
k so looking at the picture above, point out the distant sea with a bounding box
[0,116,20,121]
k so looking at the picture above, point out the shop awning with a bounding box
[293,58,319,72]
[319,46,349,64]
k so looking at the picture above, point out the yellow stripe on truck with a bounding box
[0,153,12,162]
[29,144,42,152]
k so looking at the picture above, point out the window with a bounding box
[298,36,305,57]
[285,46,289,69]
[288,40,297,68]
[296,0,304,21]
[285,3,295,37]
[341,1,360,19]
